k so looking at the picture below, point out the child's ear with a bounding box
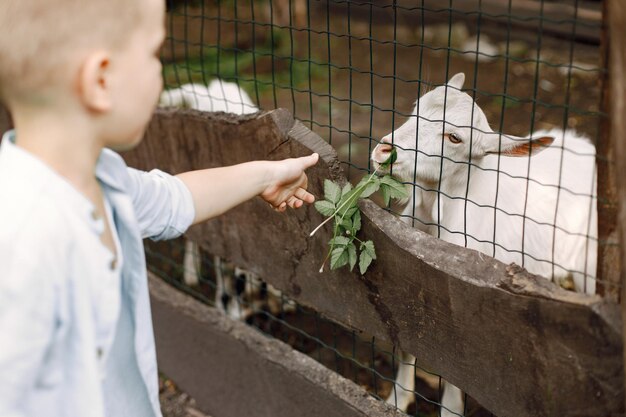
[78,51,112,112]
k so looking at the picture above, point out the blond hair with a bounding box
[0,0,142,105]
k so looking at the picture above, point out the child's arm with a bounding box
[176,153,319,224]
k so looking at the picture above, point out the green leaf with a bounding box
[313,171,393,274]
[361,240,376,260]
[314,200,336,217]
[337,188,360,211]
[380,175,408,200]
[351,210,361,232]
[330,247,349,270]
[347,243,357,271]
[336,194,360,218]
[354,175,372,189]
[342,206,359,219]
[334,176,373,217]
[340,217,353,231]
[329,236,350,246]
[359,250,373,275]
[360,177,380,198]
[341,182,353,197]
[324,180,342,204]
[358,241,376,274]
[380,147,397,168]
[380,184,391,206]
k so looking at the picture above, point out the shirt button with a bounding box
[96,347,103,359]
[91,210,99,221]
[110,258,117,270]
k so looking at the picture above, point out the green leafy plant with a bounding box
[310,149,407,274]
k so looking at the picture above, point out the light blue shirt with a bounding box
[0,131,195,417]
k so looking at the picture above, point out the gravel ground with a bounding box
[159,375,212,417]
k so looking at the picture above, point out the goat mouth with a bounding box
[373,159,403,172]
[372,162,392,175]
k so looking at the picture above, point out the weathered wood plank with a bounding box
[606,0,626,412]
[598,0,621,302]
[123,108,623,417]
[149,273,399,417]
[328,0,601,44]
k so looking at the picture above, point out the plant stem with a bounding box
[319,219,341,272]
[310,166,380,238]
[310,214,334,237]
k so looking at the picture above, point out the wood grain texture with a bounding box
[606,0,626,413]
[325,0,601,44]
[598,0,621,301]
[123,108,623,417]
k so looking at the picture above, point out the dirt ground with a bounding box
[160,374,212,417]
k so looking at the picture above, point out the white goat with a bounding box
[371,73,597,415]
[160,79,258,115]
[160,80,294,320]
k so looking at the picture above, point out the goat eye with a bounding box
[446,133,462,144]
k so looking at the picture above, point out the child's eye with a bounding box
[445,132,462,144]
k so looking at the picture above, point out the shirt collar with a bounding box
[95,149,127,193]
[0,130,108,234]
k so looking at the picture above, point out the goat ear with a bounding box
[447,73,465,90]
[487,135,554,157]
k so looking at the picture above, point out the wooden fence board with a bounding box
[598,0,621,301]
[330,0,601,44]
[123,108,623,417]
[606,0,626,412]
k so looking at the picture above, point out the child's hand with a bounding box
[261,153,319,212]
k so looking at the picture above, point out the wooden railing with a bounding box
[122,108,623,417]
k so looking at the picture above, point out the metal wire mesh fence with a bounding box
[156,1,609,415]
[161,0,608,290]
[146,237,499,416]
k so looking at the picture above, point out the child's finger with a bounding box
[299,153,319,169]
[295,187,315,203]
[286,196,302,209]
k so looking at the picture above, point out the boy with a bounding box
[0,1,319,416]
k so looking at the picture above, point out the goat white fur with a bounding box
[160,79,258,115]
[373,72,597,292]
[371,73,597,415]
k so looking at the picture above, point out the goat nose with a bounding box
[377,141,393,155]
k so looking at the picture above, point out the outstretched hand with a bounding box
[261,153,319,212]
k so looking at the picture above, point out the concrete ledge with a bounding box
[149,274,402,417]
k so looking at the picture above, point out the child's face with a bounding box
[104,0,165,150]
